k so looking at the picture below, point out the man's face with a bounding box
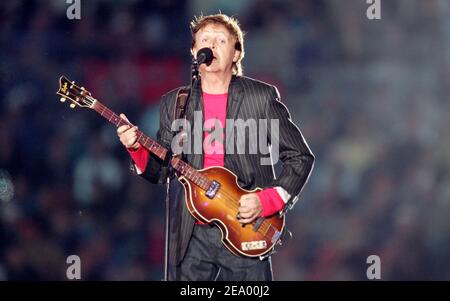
[192,23,240,75]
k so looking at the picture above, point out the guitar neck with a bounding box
[170,156,212,190]
[91,100,168,161]
[90,99,211,191]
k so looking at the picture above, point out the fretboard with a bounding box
[170,157,211,190]
[92,101,168,161]
[90,99,210,191]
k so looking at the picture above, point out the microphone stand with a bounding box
[163,174,170,281]
[163,54,199,281]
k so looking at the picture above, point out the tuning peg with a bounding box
[81,87,85,90]
[70,103,76,109]
[60,97,66,102]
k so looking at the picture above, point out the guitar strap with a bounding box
[163,86,189,280]
[160,86,191,168]
[173,86,191,122]
[170,86,191,156]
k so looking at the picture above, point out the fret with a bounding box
[155,149,161,159]
[117,117,125,127]
[107,111,112,118]
[203,178,210,189]
[113,115,120,126]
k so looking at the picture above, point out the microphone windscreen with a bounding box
[196,47,213,66]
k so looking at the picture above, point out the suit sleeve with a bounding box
[129,93,173,184]
[265,86,315,206]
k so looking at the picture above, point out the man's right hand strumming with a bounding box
[117,113,140,150]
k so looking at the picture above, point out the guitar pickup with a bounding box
[205,180,220,199]
[271,230,282,244]
[253,217,264,231]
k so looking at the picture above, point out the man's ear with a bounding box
[233,50,241,63]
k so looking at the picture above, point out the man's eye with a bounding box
[220,39,226,44]
[201,38,208,43]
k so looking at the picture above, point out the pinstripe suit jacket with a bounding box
[133,75,314,266]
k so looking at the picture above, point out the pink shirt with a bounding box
[202,91,227,168]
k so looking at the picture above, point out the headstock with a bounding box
[56,76,95,109]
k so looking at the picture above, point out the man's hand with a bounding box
[237,193,263,224]
[117,113,140,150]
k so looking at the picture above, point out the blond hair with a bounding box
[190,13,245,76]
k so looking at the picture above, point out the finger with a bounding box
[120,113,129,122]
[240,194,256,203]
[238,206,251,214]
[128,135,137,146]
[238,211,253,219]
[240,194,252,200]
[239,199,255,209]
[120,114,138,130]
[127,140,137,148]
[127,130,137,137]
[239,197,250,206]
[117,124,130,135]
[125,127,139,137]
[125,125,139,135]
[239,217,256,224]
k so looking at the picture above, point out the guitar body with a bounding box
[178,166,285,257]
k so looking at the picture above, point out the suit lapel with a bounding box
[225,76,244,155]
[186,79,203,169]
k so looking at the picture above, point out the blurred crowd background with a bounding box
[1,0,449,280]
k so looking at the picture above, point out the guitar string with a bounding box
[62,88,279,240]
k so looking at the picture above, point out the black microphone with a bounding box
[196,47,214,66]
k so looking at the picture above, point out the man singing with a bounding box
[117,13,314,281]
